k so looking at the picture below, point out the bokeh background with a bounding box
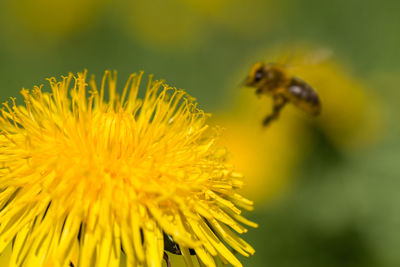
[0,0,399,266]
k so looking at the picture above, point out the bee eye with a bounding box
[254,68,264,82]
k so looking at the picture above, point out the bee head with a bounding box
[245,62,274,87]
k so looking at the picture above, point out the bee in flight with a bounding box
[244,62,321,126]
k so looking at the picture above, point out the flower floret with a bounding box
[0,70,256,267]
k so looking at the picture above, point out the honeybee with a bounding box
[245,62,321,126]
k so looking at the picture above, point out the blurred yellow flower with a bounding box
[121,0,205,49]
[0,71,256,266]
[3,0,108,40]
[214,45,381,202]
[181,0,280,37]
[214,90,308,203]
[284,47,382,150]
[120,0,279,50]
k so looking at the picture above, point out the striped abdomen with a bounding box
[285,77,321,115]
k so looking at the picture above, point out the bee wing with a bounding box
[268,47,333,74]
[288,47,333,71]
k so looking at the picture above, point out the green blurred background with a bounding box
[0,0,399,266]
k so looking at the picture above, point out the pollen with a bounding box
[0,70,256,267]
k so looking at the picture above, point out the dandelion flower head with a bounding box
[0,70,256,267]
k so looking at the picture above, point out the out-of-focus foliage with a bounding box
[1,0,109,42]
[119,0,280,50]
[0,0,399,266]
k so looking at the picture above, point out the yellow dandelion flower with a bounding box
[0,71,256,267]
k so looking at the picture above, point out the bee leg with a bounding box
[163,252,172,267]
[256,88,263,96]
[263,95,287,126]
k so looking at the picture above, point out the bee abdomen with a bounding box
[287,77,321,115]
